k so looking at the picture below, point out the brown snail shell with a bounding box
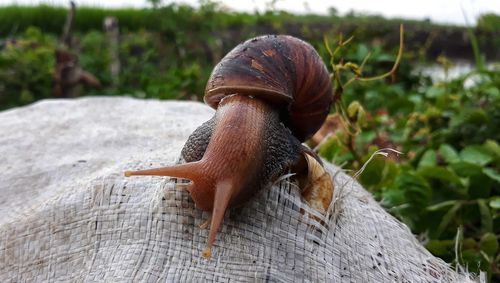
[205,35,333,142]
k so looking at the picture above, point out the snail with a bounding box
[125,35,333,257]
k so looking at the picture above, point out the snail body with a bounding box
[125,35,333,257]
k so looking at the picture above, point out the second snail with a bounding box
[125,35,334,257]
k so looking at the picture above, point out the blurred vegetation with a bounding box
[0,27,56,108]
[0,4,435,34]
[0,3,499,109]
[318,32,499,281]
[477,13,500,32]
[0,2,499,281]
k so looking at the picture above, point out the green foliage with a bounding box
[0,6,435,109]
[318,36,500,280]
[478,13,500,32]
[0,26,218,108]
[0,27,55,109]
[0,5,498,110]
[0,5,155,35]
[1,4,498,54]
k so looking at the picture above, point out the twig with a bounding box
[61,1,76,48]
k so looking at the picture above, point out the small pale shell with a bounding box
[300,153,334,215]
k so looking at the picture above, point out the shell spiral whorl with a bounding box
[204,35,333,142]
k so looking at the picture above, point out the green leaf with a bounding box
[489,197,500,209]
[381,189,405,206]
[484,86,500,98]
[461,249,489,274]
[494,215,500,234]
[318,135,350,163]
[397,171,432,208]
[426,240,456,256]
[359,155,385,187]
[450,161,483,177]
[469,174,493,199]
[347,101,366,125]
[459,146,494,166]
[483,139,500,159]
[462,238,477,250]
[483,168,500,184]
[436,202,461,238]
[455,109,488,126]
[418,149,437,168]
[418,166,463,185]
[478,199,493,233]
[380,161,400,187]
[425,86,445,98]
[427,200,459,211]
[438,144,460,164]
[480,233,499,256]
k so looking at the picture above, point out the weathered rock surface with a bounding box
[0,97,473,282]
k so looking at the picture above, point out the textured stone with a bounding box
[0,97,476,282]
